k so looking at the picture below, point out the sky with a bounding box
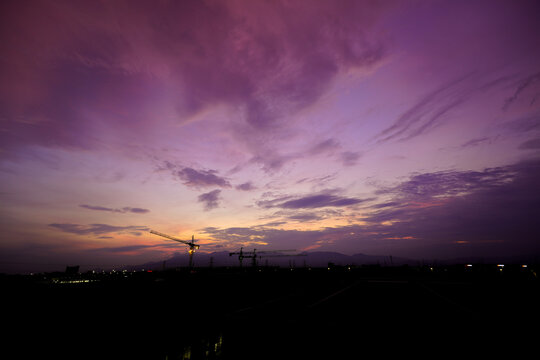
[1,0,540,273]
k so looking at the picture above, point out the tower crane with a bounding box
[150,230,199,269]
[229,248,303,268]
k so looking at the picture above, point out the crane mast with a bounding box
[150,230,199,269]
[229,248,301,268]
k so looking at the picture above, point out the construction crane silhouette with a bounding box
[150,230,199,269]
[229,248,303,268]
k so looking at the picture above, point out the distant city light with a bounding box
[53,279,92,284]
[522,265,528,268]
[466,264,473,267]
[497,264,504,267]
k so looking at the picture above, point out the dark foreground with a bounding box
[3,265,540,359]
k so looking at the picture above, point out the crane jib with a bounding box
[150,230,198,248]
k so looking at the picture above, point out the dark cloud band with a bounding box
[79,204,150,214]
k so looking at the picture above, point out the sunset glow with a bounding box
[1,0,540,273]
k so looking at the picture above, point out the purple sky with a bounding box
[1,0,540,273]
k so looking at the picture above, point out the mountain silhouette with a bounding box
[134,251,413,270]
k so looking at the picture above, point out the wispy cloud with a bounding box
[285,213,324,222]
[249,152,297,173]
[375,73,517,143]
[235,181,257,191]
[257,190,372,209]
[502,113,540,134]
[518,138,540,149]
[177,168,231,188]
[198,189,222,211]
[270,208,343,223]
[49,223,149,236]
[89,244,175,253]
[0,1,391,159]
[245,136,364,173]
[202,159,540,258]
[375,74,472,143]
[374,165,515,200]
[308,139,341,156]
[158,161,232,189]
[461,137,492,148]
[503,72,540,111]
[278,194,367,209]
[340,151,362,166]
[361,159,540,257]
[79,204,150,214]
[200,223,361,252]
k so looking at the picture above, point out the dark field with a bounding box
[3,265,539,359]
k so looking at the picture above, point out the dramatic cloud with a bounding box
[198,189,222,211]
[0,0,392,157]
[258,191,372,209]
[200,159,540,258]
[2,1,540,273]
[79,204,150,214]
[49,223,149,236]
[375,166,515,200]
[362,159,540,257]
[200,223,367,252]
[365,166,517,224]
